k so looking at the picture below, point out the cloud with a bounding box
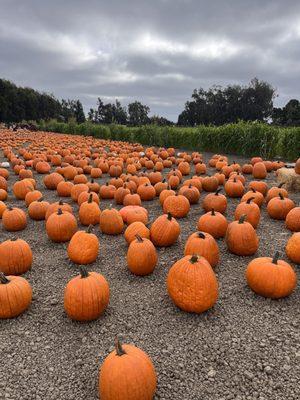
[1,0,300,121]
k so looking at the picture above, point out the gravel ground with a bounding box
[0,148,299,400]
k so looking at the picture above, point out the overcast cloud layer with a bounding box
[1,0,300,121]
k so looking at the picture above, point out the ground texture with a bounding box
[0,150,299,400]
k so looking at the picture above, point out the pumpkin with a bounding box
[178,184,200,204]
[226,214,259,256]
[251,157,263,165]
[286,233,300,264]
[45,200,73,220]
[154,179,168,195]
[79,194,101,226]
[249,181,268,196]
[241,188,264,207]
[67,226,99,264]
[150,213,180,247]
[246,252,297,298]
[119,205,148,223]
[114,185,131,205]
[202,189,227,214]
[123,193,142,206]
[159,187,176,205]
[100,208,124,235]
[0,176,8,191]
[2,206,27,231]
[0,273,32,318]
[28,198,49,220]
[0,201,6,218]
[13,180,34,200]
[46,208,77,242]
[202,176,219,192]
[77,190,99,206]
[184,231,219,267]
[57,180,74,197]
[167,254,218,313]
[285,207,300,232]
[0,238,32,275]
[70,183,89,202]
[99,337,157,400]
[24,188,43,207]
[224,177,244,198]
[137,183,156,201]
[127,235,158,275]
[252,162,267,179]
[242,164,253,174]
[124,222,150,244]
[0,188,7,201]
[267,193,295,220]
[163,194,190,218]
[265,183,288,203]
[64,266,109,321]
[43,172,64,190]
[197,209,228,238]
[234,197,260,228]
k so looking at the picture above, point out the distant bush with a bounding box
[37,120,300,160]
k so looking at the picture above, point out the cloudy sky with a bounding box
[1,0,300,121]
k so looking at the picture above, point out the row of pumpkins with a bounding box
[0,129,300,400]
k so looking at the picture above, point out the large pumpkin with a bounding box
[285,207,300,232]
[197,209,228,238]
[167,254,218,313]
[163,194,190,218]
[2,207,27,232]
[67,226,99,264]
[226,214,259,256]
[184,232,219,267]
[46,208,77,242]
[100,208,124,235]
[127,235,158,275]
[234,197,260,228]
[0,273,32,318]
[99,338,157,400]
[246,252,297,298]
[286,233,300,264]
[0,239,32,275]
[150,213,180,247]
[64,266,109,321]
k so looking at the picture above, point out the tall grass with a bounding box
[37,120,300,160]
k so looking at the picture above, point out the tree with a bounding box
[273,99,300,126]
[74,100,86,123]
[128,101,150,126]
[177,78,276,126]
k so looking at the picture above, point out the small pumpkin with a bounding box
[100,207,124,235]
[0,201,7,218]
[99,337,157,400]
[163,194,190,218]
[197,209,228,238]
[67,226,99,264]
[286,232,300,264]
[127,235,158,275]
[226,214,259,256]
[265,183,288,203]
[137,183,156,201]
[2,206,27,231]
[224,177,244,198]
[202,188,227,214]
[28,197,49,220]
[267,193,295,220]
[150,213,180,247]
[0,238,32,275]
[45,200,73,220]
[124,222,150,244]
[202,176,219,192]
[234,197,260,228]
[0,273,32,318]
[252,162,267,179]
[184,231,219,267]
[46,208,77,242]
[178,184,200,204]
[79,193,101,226]
[246,252,297,298]
[43,172,64,190]
[167,254,218,313]
[241,188,264,207]
[285,207,300,232]
[64,266,109,321]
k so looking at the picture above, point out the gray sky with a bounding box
[1,0,300,121]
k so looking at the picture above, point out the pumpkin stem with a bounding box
[246,197,255,204]
[58,200,64,205]
[57,208,63,215]
[10,237,18,241]
[79,266,89,278]
[279,193,284,200]
[167,212,173,221]
[250,188,256,193]
[190,254,199,264]
[238,214,247,224]
[7,206,13,211]
[135,234,143,242]
[115,337,126,356]
[88,193,93,203]
[211,208,215,216]
[38,197,44,202]
[198,232,206,239]
[87,225,93,233]
[278,182,285,188]
[0,272,10,284]
[215,188,222,195]
[272,252,280,264]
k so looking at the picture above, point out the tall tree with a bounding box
[128,101,150,126]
